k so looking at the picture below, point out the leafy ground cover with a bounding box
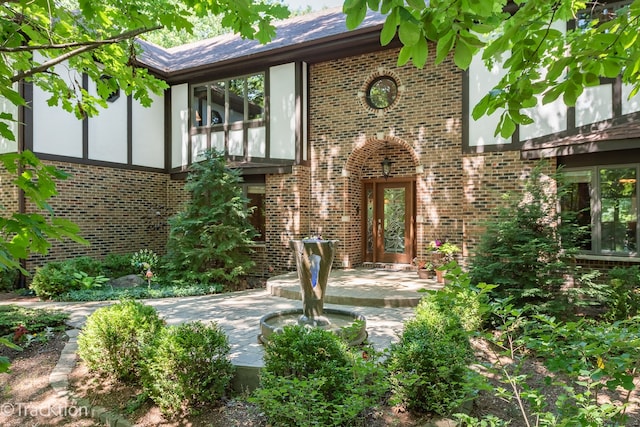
[4,330,638,426]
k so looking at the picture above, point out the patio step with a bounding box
[267,268,440,308]
[361,262,414,271]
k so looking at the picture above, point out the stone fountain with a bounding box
[259,239,367,346]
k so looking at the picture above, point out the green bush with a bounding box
[70,256,104,277]
[102,253,134,278]
[30,261,78,299]
[164,150,257,288]
[77,300,164,382]
[0,268,19,292]
[427,263,491,332]
[142,321,234,415]
[30,256,131,298]
[252,325,387,426]
[388,296,475,416]
[604,265,640,320]
[469,163,584,316]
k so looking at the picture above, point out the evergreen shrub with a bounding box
[142,321,234,415]
[164,150,257,289]
[388,296,475,416]
[252,325,388,426]
[77,299,164,382]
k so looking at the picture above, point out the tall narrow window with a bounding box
[600,167,637,253]
[247,184,266,242]
[192,85,208,127]
[228,78,245,123]
[562,170,592,251]
[211,81,225,125]
[247,74,265,120]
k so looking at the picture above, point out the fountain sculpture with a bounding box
[259,239,367,346]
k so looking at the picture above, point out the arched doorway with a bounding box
[345,136,419,265]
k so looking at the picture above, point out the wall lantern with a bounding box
[381,157,394,179]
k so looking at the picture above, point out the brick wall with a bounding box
[306,48,466,267]
[0,166,18,216]
[26,161,170,271]
[265,165,311,273]
[300,47,552,269]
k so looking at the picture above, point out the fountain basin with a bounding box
[258,308,367,346]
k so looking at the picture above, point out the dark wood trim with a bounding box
[82,74,88,159]
[461,68,470,155]
[265,68,271,164]
[164,87,171,173]
[127,95,133,165]
[169,164,293,180]
[32,152,166,173]
[295,61,304,165]
[22,82,33,152]
[361,176,417,185]
[613,76,623,118]
[558,147,640,167]
[522,139,640,160]
[303,61,310,164]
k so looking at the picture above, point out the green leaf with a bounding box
[398,19,421,47]
[602,59,621,78]
[366,0,380,10]
[345,0,367,29]
[471,95,490,120]
[542,85,564,105]
[454,38,473,70]
[498,112,516,138]
[380,13,398,46]
[0,337,22,351]
[406,0,426,8]
[397,45,412,67]
[563,82,580,107]
[411,37,428,69]
[436,31,455,64]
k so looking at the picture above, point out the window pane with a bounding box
[192,85,208,127]
[562,170,592,251]
[600,167,637,253]
[229,78,245,123]
[247,74,264,120]
[247,184,266,241]
[211,81,225,125]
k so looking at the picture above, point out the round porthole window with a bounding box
[365,76,398,110]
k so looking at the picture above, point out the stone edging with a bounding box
[49,329,132,427]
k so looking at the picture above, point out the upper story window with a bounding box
[192,73,265,128]
[562,164,638,256]
[190,73,266,162]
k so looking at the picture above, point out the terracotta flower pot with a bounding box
[417,269,432,279]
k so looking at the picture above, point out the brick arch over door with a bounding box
[341,136,420,267]
[345,136,420,179]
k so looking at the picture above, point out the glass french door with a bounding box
[364,181,415,264]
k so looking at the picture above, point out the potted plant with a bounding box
[429,240,460,283]
[413,258,434,279]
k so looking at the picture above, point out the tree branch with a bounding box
[10,25,162,83]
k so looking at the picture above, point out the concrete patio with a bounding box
[2,268,440,390]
